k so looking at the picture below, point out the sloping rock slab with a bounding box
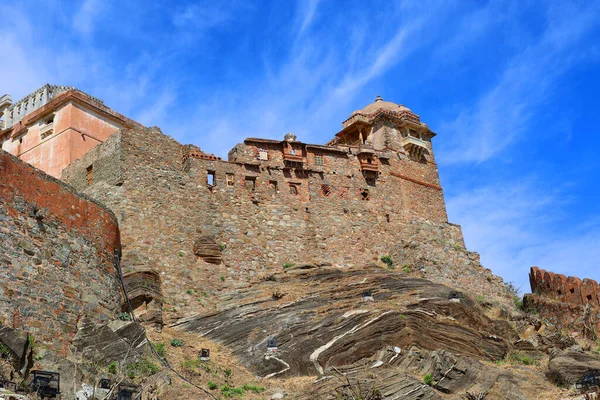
[548,349,600,385]
[173,266,512,379]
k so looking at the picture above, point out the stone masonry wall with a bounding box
[62,127,474,318]
[525,267,600,337]
[529,267,600,307]
[0,149,122,354]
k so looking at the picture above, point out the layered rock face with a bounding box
[172,264,571,399]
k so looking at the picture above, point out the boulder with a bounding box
[547,349,600,385]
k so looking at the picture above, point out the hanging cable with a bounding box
[114,249,217,400]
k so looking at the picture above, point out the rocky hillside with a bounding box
[152,263,598,399]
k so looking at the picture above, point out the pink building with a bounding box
[0,84,139,178]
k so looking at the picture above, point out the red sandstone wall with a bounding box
[529,266,599,307]
[0,149,121,353]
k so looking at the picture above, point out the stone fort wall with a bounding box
[529,267,600,307]
[525,267,600,336]
[0,149,122,354]
[62,127,467,314]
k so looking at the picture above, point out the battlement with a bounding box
[0,84,105,130]
[529,267,599,307]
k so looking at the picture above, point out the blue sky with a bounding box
[1,0,599,293]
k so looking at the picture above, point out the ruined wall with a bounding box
[525,267,600,336]
[0,149,122,354]
[529,267,600,307]
[62,127,467,317]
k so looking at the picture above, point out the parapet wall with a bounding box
[525,267,600,337]
[529,267,599,307]
[0,149,122,353]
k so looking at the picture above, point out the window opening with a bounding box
[207,171,215,187]
[570,288,575,294]
[258,148,268,161]
[226,173,234,187]
[315,155,324,166]
[320,184,331,197]
[86,165,93,185]
[289,183,298,195]
[360,189,370,201]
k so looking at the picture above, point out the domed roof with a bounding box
[352,95,413,115]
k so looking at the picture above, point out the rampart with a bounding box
[62,126,466,312]
[529,267,599,307]
[525,267,600,336]
[0,149,122,354]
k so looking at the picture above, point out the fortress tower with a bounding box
[0,84,139,178]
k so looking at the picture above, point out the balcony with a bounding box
[283,152,304,168]
[401,136,427,160]
[360,162,379,172]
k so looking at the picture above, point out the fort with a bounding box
[4,84,597,399]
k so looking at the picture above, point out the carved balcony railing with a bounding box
[401,136,427,160]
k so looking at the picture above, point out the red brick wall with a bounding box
[529,267,599,307]
[0,149,121,353]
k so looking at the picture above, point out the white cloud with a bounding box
[437,2,600,165]
[296,0,321,37]
[73,0,104,36]
[447,178,600,293]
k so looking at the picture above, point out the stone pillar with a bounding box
[42,86,49,106]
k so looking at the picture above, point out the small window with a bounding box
[207,171,215,187]
[258,148,268,161]
[245,176,256,190]
[360,189,369,201]
[569,288,575,294]
[289,183,298,195]
[315,155,324,166]
[587,294,593,301]
[86,165,93,185]
[46,115,54,125]
[226,173,234,187]
[290,148,296,155]
[320,184,331,197]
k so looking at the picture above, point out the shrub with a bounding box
[0,342,10,357]
[107,361,118,375]
[125,358,159,378]
[155,343,166,357]
[207,381,218,390]
[508,352,536,365]
[242,384,265,393]
[219,243,227,251]
[402,264,411,273]
[380,255,394,268]
[423,373,433,386]
[221,385,244,397]
[186,289,192,295]
[224,368,232,377]
[220,275,225,282]
[282,263,295,269]
[513,296,523,310]
[170,339,184,347]
[118,312,132,321]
